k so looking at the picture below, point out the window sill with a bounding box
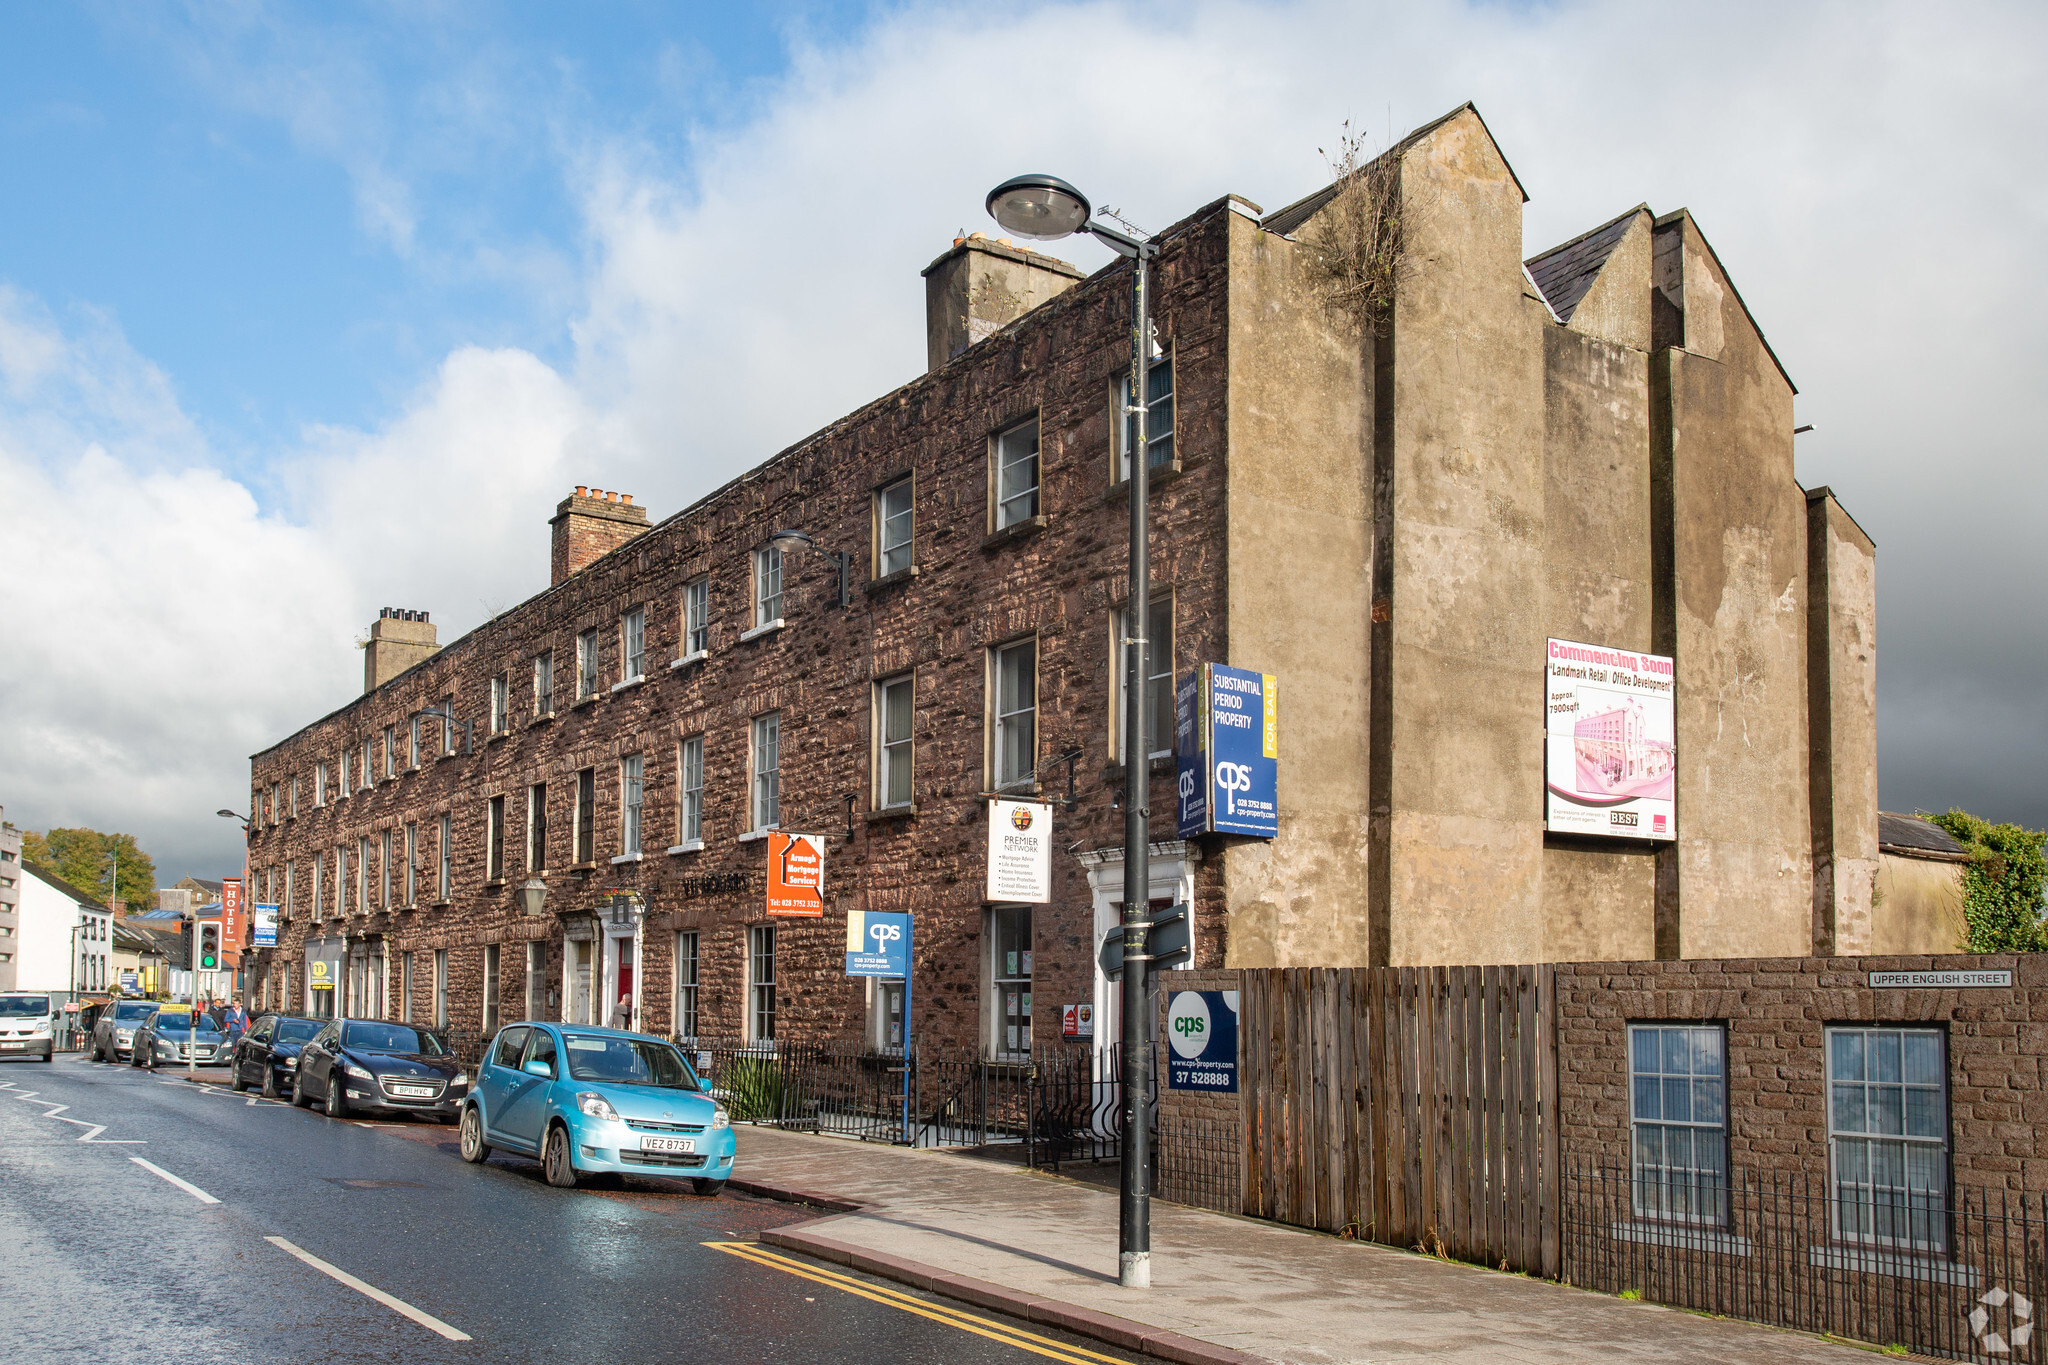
[869,564,919,590]
[611,675,647,695]
[671,650,709,671]
[740,619,784,643]
[567,861,598,873]
[982,514,1047,551]
[1806,1245,1980,1286]
[610,852,644,865]
[431,900,451,909]
[736,827,777,844]
[485,880,505,890]
[572,694,599,711]
[1608,1222,1753,1257]
[667,840,704,856]
[529,712,556,728]
[1105,461,1185,500]
[866,805,918,823]
[486,730,510,745]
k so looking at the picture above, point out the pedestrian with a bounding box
[224,997,247,1040]
[609,994,632,1031]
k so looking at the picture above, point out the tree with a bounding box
[21,828,158,911]
[1928,809,2048,953]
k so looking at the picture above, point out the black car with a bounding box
[291,1019,469,1122]
[228,1013,325,1099]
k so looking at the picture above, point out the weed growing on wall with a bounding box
[1299,122,1408,338]
[1929,809,2048,952]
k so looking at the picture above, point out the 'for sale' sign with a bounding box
[765,832,826,917]
[1166,990,1239,1093]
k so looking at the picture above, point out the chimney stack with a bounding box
[364,607,439,693]
[921,234,1085,373]
[551,487,651,586]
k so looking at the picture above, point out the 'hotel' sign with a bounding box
[1867,970,2013,989]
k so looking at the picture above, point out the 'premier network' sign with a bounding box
[1176,663,1278,840]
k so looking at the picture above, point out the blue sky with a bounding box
[0,3,868,474]
[1,0,2043,882]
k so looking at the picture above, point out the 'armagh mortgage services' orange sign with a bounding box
[766,832,826,917]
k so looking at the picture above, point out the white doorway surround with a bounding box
[1074,840,1202,1075]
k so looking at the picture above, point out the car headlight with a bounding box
[575,1092,620,1122]
[712,1106,730,1130]
[450,1073,468,1089]
[116,1029,133,1040]
[32,1020,51,1036]
[343,1064,374,1081]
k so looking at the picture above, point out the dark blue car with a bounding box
[227,1012,325,1099]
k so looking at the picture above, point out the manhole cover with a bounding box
[324,1179,429,1190]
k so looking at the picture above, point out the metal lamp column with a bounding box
[985,172,1160,1289]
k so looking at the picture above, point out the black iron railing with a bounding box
[1563,1162,2046,1361]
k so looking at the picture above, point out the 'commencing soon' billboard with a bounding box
[1544,637,1676,842]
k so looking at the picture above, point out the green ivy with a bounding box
[1928,809,2048,953]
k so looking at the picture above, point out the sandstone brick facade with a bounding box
[247,200,1239,1052]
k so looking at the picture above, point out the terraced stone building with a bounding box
[242,104,1890,1055]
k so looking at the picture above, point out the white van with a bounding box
[0,994,56,1063]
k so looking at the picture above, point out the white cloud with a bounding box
[6,0,2047,882]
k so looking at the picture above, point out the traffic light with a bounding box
[199,924,219,971]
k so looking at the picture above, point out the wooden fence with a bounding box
[1238,965,1559,1275]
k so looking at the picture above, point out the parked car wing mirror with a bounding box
[523,1059,553,1078]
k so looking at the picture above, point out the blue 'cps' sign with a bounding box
[1166,990,1239,1093]
[845,911,910,978]
[1176,663,1278,839]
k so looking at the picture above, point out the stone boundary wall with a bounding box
[1553,952,2048,1192]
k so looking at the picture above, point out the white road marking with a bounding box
[130,1156,221,1203]
[0,1079,144,1143]
[265,1236,473,1341]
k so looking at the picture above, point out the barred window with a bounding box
[1828,1027,1948,1250]
[1628,1024,1727,1225]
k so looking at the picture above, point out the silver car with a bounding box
[130,1010,228,1069]
[91,1001,161,1062]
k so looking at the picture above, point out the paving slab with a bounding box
[733,1125,1888,1365]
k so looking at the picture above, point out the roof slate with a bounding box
[1878,812,1969,858]
[22,861,103,907]
[1524,206,1647,324]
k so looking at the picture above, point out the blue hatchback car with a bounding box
[458,1022,733,1193]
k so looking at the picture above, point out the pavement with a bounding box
[731,1125,1893,1365]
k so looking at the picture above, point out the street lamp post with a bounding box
[987,174,1161,1290]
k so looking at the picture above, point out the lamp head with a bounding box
[215,809,238,819]
[768,529,817,553]
[986,174,1091,242]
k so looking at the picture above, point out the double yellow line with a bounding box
[703,1241,1133,1365]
